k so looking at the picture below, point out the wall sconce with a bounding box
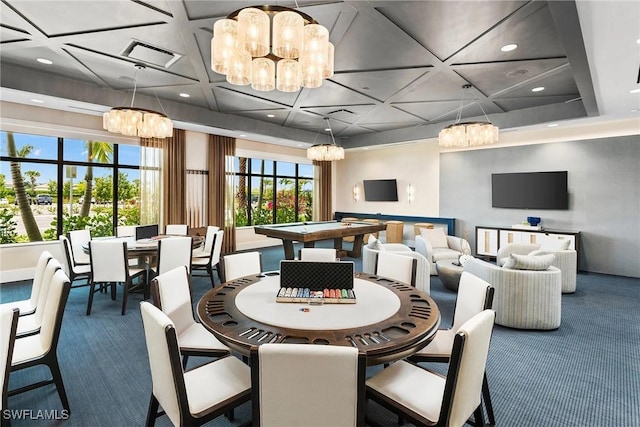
[353,184,360,202]
[407,183,414,203]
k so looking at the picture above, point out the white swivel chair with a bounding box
[300,248,337,261]
[0,251,52,316]
[88,240,147,316]
[220,251,262,282]
[67,229,91,265]
[59,235,92,287]
[150,266,230,369]
[15,258,63,338]
[375,251,417,287]
[153,236,193,277]
[366,310,496,427]
[251,343,366,427]
[192,225,220,259]
[191,229,224,287]
[414,227,471,275]
[409,272,496,425]
[362,240,430,294]
[10,269,71,414]
[165,224,188,235]
[1,307,19,424]
[140,301,251,427]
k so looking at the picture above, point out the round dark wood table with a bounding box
[197,271,441,365]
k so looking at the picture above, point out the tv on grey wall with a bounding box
[492,171,569,209]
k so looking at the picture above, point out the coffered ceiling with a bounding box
[0,1,638,149]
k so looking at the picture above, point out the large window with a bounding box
[234,157,313,226]
[0,131,141,243]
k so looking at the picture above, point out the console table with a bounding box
[475,225,581,269]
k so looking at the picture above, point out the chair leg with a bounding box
[146,394,160,427]
[482,373,496,426]
[48,357,70,413]
[207,265,215,288]
[122,281,129,315]
[111,281,117,300]
[87,282,97,316]
[473,404,486,427]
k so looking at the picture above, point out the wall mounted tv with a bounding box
[363,179,399,202]
[491,171,569,210]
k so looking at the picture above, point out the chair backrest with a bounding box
[89,240,128,283]
[68,229,91,264]
[140,301,187,427]
[451,272,495,331]
[165,224,188,235]
[27,251,53,310]
[251,343,365,427]
[375,251,417,286]
[0,307,18,412]
[209,229,224,267]
[202,225,220,255]
[157,236,193,275]
[116,225,137,237]
[221,251,262,282]
[36,269,71,356]
[442,310,496,427]
[151,266,193,336]
[58,235,74,277]
[30,258,63,328]
[300,248,337,262]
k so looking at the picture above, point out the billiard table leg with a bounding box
[282,239,295,260]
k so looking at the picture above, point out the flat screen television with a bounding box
[492,171,569,210]
[363,179,399,202]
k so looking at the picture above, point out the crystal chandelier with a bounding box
[103,64,173,139]
[307,118,344,161]
[211,5,334,92]
[438,84,499,148]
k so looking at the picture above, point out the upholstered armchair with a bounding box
[414,228,471,275]
[463,257,562,330]
[496,243,577,293]
[362,242,430,294]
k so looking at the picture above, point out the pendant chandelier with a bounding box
[211,5,334,92]
[438,84,499,148]
[307,117,344,161]
[103,64,173,139]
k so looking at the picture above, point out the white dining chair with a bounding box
[1,306,19,420]
[116,225,137,237]
[164,224,188,235]
[191,229,224,287]
[0,251,52,316]
[140,301,251,427]
[154,236,193,277]
[59,235,92,288]
[87,240,146,316]
[375,251,417,287]
[68,229,91,265]
[192,225,220,259]
[300,248,337,261]
[150,266,229,369]
[10,269,71,414]
[220,251,262,282]
[15,258,63,338]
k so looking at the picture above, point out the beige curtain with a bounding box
[139,138,162,225]
[208,134,236,254]
[313,160,332,221]
[161,129,186,227]
[186,170,208,227]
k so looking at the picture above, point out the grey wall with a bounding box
[439,135,640,278]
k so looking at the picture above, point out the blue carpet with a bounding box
[1,242,638,426]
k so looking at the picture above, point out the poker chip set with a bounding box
[276,260,357,304]
[275,286,357,304]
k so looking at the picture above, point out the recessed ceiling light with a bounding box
[636,38,640,44]
[531,86,545,92]
[363,147,369,150]
[630,88,640,94]
[501,44,518,52]
[548,123,559,127]
[267,114,275,118]
[179,93,190,98]
[631,109,639,113]
[324,128,331,132]
[239,134,247,138]
[297,144,304,147]
[36,58,53,65]
[30,99,44,103]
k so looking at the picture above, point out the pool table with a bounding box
[254,220,387,260]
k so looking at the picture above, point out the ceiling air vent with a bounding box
[121,40,182,68]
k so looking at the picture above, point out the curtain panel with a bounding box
[208,134,236,254]
[313,160,332,221]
